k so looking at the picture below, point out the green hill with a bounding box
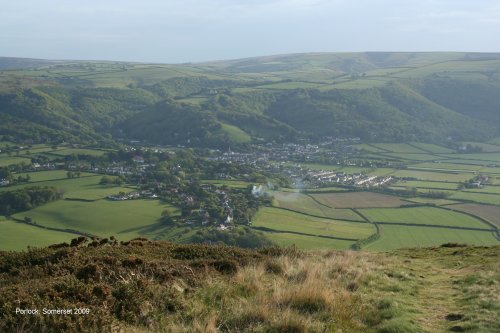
[1,52,500,147]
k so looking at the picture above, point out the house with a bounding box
[132,156,145,163]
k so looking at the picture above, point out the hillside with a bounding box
[1,240,498,332]
[1,52,500,147]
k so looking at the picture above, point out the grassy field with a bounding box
[0,155,31,167]
[450,191,500,205]
[260,231,355,249]
[201,179,253,188]
[359,206,490,229]
[390,169,473,182]
[310,192,407,208]
[370,143,428,153]
[408,142,454,153]
[462,142,500,152]
[450,203,500,227]
[252,207,375,245]
[49,148,108,157]
[218,123,252,143]
[12,199,179,239]
[16,170,96,182]
[383,153,447,161]
[271,191,363,221]
[0,175,134,201]
[403,197,459,206]
[393,180,459,190]
[365,224,499,250]
[0,217,73,250]
[462,185,500,195]
[439,152,500,163]
[410,162,484,171]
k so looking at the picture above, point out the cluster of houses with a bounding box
[308,170,393,188]
[106,190,158,201]
[466,175,489,188]
[0,179,10,186]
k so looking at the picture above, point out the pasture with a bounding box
[365,225,499,250]
[390,169,472,182]
[392,180,459,190]
[0,218,73,250]
[450,204,500,227]
[450,192,500,205]
[259,232,355,250]
[0,156,31,167]
[252,207,375,241]
[310,191,407,208]
[16,170,95,182]
[359,207,490,229]
[50,148,108,157]
[271,191,363,221]
[12,199,179,239]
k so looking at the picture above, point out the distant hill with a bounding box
[1,52,500,146]
[0,57,70,70]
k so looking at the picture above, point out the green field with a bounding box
[403,197,459,206]
[219,123,252,143]
[50,148,107,157]
[450,191,500,205]
[201,179,253,188]
[311,191,407,208]
[410,162,484,172]
[359,207,490,229]
[370,143,428,153]
[462,142,500,153]
[393,180,459,190]
[390,169,472,182]
[12,199,179,239]
[408,143,454,154]
[253,207,375,241]
[0,155,31,167]
[462,185,500,195]
[16,170,96,182]
[0,217,73,250]
[450,204,500,227]
[0,175,132,201]
[260,232,355,249]
[365,225,499,250]
[384,153,447,161]
[271,191,363,221]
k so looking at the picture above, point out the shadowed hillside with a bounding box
[1,52,500,147]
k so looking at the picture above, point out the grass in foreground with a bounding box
[0,241,498,332]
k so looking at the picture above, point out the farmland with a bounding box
[1,137,500,251]
[12,199,179,239]
[310,192,407,208]
[450,204,500,227]
[252,207,375,249]
[0,217,73,250]
[271,191,363,221]
[365,225,499,250]
[359,206,490,229]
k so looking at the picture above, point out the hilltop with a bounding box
[1,52,500,147]
[0,240,498,332]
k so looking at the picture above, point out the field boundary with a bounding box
[270,205,367,224]
[439,206,500,240]
[250,226,359,242]
[10,217,94,238]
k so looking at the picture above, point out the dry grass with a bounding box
[1,241,498,332]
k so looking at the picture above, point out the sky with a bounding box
[1,0,500,63]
